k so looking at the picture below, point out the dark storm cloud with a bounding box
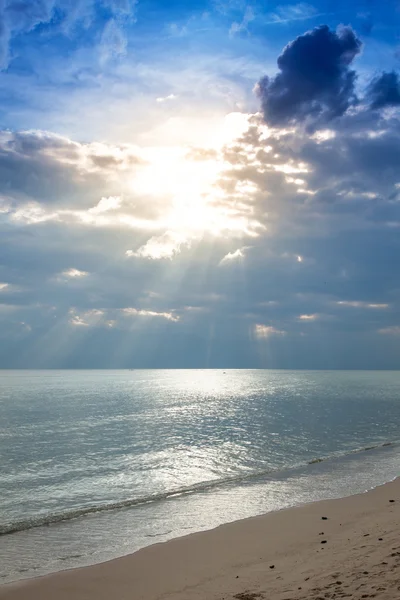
[255,25,362,126]
[367,71,400,110]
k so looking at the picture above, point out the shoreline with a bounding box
[2,442,399,586]
[1,477,399,600]
[3,440,396,538]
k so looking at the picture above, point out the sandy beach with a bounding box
[1,478,399,600]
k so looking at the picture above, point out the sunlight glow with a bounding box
[130,147,221,198]
[124,121,265,258]
[274,162,309,174]
[9,112,266,261]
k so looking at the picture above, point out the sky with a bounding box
[0,0,400,368]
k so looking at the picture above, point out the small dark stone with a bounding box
[298,587,302,590]
[269,565,275,569]
[363,571,369,575]
[363,534,370,537]
[336,581,342,585]
[305,577,310,581]
[319,532,324,535]
[321,516,328,520]
[321,540,327,544]
[382,561,388,565]
[379,538,383,541]
[236,575,239,578]
[389,499,395,503]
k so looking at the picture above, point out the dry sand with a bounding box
[1,478,400,600]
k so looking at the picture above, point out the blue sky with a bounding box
[0,0,400,368]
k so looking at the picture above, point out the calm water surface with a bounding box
[1,369,400,582]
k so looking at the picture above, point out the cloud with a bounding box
[336,301,389,309]
[379,326,400,335]
[0,9,11,68]
[0,125,266,266]
[61,268,89,278]
[100,18,128,61]
[0,0,139,70]
[88,196,121,215]
[128,231,192,260]
[58,0,96,33]
[156,94,177,103]
[0,130,143,210]
[266,3,318,24]
[68,306,180,327]
[255,25,362,126]
[254,324,286,338]
[0,0,56,68]
[2,63,400,368]
[367,71,400,110]
[69,308,104,327]
[122,307,179,321]
[219,247,248,264]
[98,1,139,62]
[229,6,255,37]
[104,0,138,18]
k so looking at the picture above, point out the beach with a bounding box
[1,477,399,600]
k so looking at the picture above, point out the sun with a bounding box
[130,146,221,201]
[128,112,259,238]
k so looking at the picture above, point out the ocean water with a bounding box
[1,369,400,583]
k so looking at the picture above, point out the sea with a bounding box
[1,369,400,584]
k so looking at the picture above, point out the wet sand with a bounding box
[1,478,399,600]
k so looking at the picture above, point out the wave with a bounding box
[307,441,393,464]
[0,440,395,537]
